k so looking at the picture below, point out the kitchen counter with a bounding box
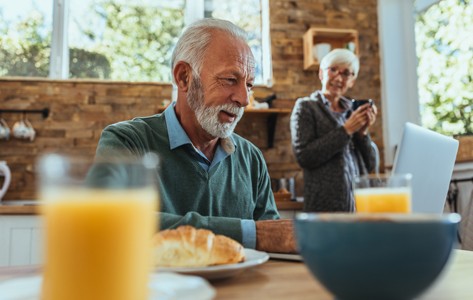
[0,200,303,215]
[275,200,303,210]
[0,203,40,215]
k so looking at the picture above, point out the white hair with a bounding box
[320,48,360,78]
[171,18,248,82]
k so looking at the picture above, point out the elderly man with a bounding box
[95,18,295,253]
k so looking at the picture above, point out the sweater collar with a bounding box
[164,102,236,155]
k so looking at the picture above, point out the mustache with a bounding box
[218,103,244,117]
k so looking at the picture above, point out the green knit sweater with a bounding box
[94,113,279,243]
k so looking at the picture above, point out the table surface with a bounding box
[212,249,473,300]
[1,250,472,299]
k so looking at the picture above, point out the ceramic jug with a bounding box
[0,161,11,201]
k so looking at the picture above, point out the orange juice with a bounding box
[354,187,411,213]
[41,188,158,300]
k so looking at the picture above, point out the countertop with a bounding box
[0,205,40,215]
[0,200,303,215]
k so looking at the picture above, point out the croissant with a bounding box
[153,225,245,267]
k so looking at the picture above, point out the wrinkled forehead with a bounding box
[207,30,256,79]
[235,46,256,79]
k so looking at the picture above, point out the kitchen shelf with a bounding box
[156,107,292,148]
[155,107,291,114]
[303,27,359,70]
[245,108,292,148]
[244,108,291,114]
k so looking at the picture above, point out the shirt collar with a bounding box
[316,91,351,112]
[164,102,236,155]
[164,103,190,150]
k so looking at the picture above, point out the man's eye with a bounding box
[342,71,351,77]
[224,78,237,84]
[247,83,254,90]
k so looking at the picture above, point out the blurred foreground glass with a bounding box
[38,153,159,300]
[354,174,412,213]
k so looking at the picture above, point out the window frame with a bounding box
[48,0,272,86]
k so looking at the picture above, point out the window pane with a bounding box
[415,0,473,135]
[68,0,186,81]
[205,0,264,84]
[0,0,52,77]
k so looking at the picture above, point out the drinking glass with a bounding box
[38,153,159,300]
[354,173,412,213]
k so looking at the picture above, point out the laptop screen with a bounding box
[392,123,459,214]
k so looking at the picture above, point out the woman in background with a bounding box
[290,49,377,212]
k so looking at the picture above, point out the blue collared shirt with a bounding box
[165,104,230,171]
[164,103,256,248]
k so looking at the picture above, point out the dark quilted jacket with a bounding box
[290,91,376,212]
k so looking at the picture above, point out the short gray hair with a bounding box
[171,18,248,83]
[320,48,360,78]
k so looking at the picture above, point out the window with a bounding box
[0,0,53,77]
[66,0,186,82]
[415,0,473,136]
[0,0,272,85]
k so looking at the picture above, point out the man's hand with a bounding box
[255,219,297,253]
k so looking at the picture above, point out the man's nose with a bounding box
[232,82,250,107]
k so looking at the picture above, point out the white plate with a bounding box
[155,249,269,280]
[0,273,215,300]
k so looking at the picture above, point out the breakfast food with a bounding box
[153,225,245,267]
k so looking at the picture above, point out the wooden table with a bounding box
[212,249,473,299]
[1,250,472,299]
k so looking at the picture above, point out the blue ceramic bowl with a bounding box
[294,213,460,300]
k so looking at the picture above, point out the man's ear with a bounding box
[318,67,324,82]
[173,61,192,92]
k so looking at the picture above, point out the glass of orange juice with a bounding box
[38,153,159,300]
[354,174,412,213]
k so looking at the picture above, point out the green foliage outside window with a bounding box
[0,11,50,77]
[78,1,184,82]
[416,0,473,135]
[0,1,184,82]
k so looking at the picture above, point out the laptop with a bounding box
[392,122,459,213]
[274,123,458,261]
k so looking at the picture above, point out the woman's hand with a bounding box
[344,103,377,135]
[359,103,377,135]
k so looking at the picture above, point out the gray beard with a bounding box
[187,77,244,138]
